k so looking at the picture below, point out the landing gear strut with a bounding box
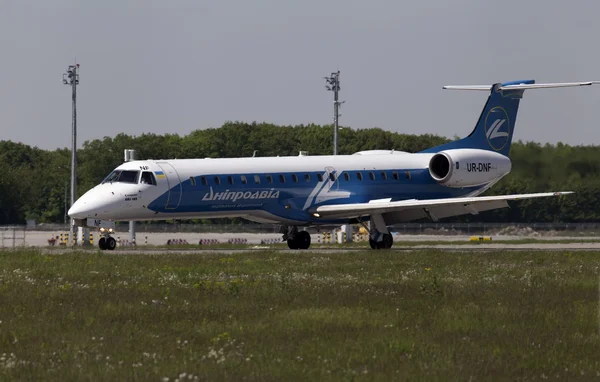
[280,226,311,250]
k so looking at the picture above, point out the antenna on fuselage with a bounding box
[252,150,258,157]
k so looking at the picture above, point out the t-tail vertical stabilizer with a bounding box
[421,80,599,156]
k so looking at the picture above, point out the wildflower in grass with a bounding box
[425,267,431,271]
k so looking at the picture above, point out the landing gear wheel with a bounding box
[381,233,393,249]
[106,237,117,251]
[296,231,311,250]
[369,238,377,249]
[98,237,107,250]
[369,233,393,249]
[287,231,311,250]
[287,238,299,249]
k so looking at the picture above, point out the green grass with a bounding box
[1,249,600,380]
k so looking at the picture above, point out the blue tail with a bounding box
[421,79,534,156]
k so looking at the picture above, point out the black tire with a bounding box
[98,237,106,250]
[369,233,393,249]
[381,233,393,249]
[287,238,299,250]
[369,238,377,249]
[106,237,117,251]
[297,231,311,250]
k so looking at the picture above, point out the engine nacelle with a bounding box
[428,149,511,188]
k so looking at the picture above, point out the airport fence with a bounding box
[0,226,27,248]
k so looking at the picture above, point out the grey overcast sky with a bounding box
[1,0,600,150]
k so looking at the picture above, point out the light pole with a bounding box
[324,71,344,155]
[63,63,79,245]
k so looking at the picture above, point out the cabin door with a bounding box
[157,162,182,209]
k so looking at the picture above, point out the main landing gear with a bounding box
[280,219,394,250]
[98,228,116,251]
[281,226,311,250]
[368,233,393,249]
[361,214,394,250]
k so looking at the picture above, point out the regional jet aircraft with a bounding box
[69,80,596,250]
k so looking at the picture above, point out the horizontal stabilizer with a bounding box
[443,81,600,91]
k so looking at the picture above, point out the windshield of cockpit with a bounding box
[102,170,140,184]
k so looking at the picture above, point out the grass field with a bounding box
[1,249,599,381]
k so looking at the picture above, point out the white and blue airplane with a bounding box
[69,80,596,250]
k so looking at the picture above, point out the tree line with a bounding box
[1,121,598,225]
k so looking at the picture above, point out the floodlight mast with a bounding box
[324,71,343,155]
[63,64,80,245]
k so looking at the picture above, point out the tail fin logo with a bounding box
[484,107,511,151]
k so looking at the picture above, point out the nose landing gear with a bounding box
[98,228,117,250]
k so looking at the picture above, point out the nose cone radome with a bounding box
[68,188,110,219]
[68,194,95,219]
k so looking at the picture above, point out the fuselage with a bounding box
[68,150,506,225]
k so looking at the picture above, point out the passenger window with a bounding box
[279,174,286,183]
[329,173,336,181]
[344,173,350,181]
[292,174,298,183]
[392,171,399,180]
[304,174,311,182]
[201,176,207,186]
[189,177,196,186]
[254,175,261,184]
[405,171,411,180]
[228,176,234,185]
[381,172,387,180]
[356,172,363,181]
[317,174,323,182]
[214,176,221,185]
[140,171,157,186]
[241,175,247,184]
[369,172,375,181]
[266,175,273,184]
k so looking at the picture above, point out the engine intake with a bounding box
[429,152,452,182]
[428,149,511,188]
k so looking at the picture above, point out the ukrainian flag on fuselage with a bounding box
[155,171,166,179]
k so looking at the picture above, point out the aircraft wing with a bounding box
[311,192,573,221]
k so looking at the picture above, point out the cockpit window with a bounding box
[140,171,157,186]
[102,170,140,184]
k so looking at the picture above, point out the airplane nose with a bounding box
[68,189,104,219]
[68,197,92,219]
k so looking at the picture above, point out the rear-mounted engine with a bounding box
[428,149,511,188]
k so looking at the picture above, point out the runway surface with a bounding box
[36,241,600,255]
[7,230,600,248]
